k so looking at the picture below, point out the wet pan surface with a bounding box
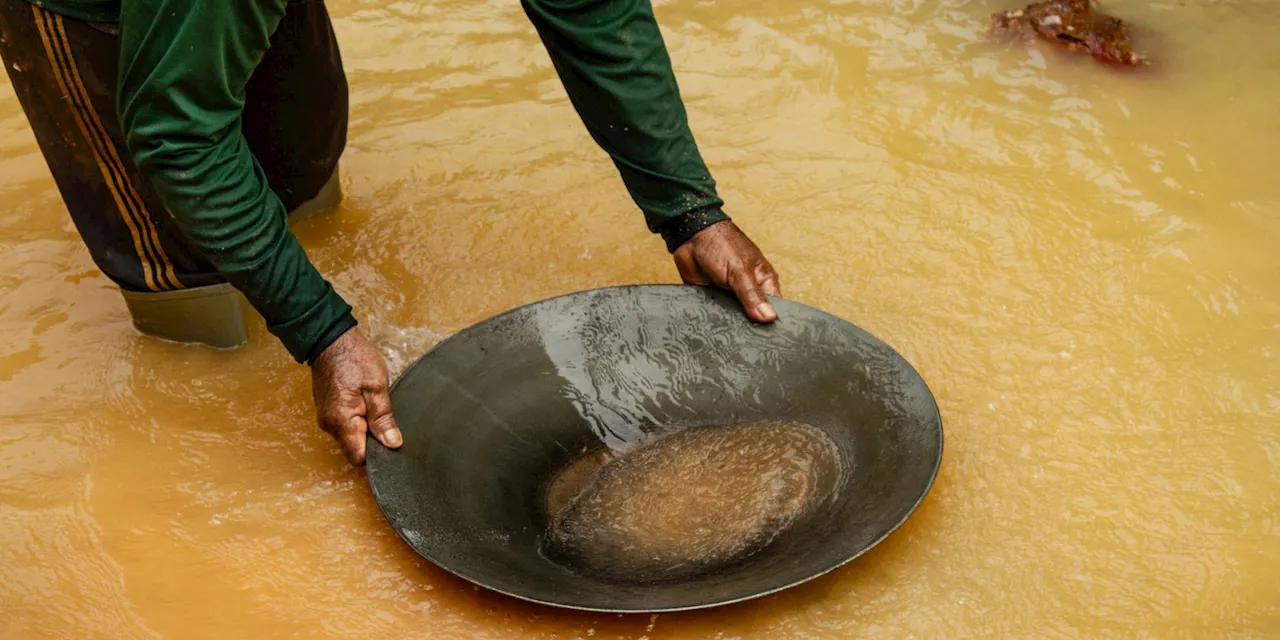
[366,285,943,612]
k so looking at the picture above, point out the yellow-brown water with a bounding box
[544,421,841,584]
[1,0,1277,636]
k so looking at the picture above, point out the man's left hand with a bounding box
[310,327,402,466]
[673,220,782,323]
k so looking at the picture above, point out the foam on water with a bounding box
[360,317,443,380]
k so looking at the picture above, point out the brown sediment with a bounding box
[542,421,842,584]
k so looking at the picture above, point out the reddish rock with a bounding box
[991,0,1147,67]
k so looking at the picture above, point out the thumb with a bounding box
[730,268,777,323]
[363,387,403,449]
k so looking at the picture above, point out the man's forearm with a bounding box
[117,0,354,362]
[520,0,728,249]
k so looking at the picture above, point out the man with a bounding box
[0,0,782,465]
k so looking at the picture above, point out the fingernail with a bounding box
[756,302,777,322]
[386,428,403,447]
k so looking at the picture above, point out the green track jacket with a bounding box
[29,0,728,362]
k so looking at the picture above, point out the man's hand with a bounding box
[310,328,403,466]
[673,221,782,323]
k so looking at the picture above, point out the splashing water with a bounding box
[360,316,443,380]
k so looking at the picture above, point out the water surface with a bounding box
[1,0,1278,637]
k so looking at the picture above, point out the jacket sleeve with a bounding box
[521,0,730,251]
[116,0,354,363]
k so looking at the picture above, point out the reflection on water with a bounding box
[543,421,841,584]
[1,0,1278,636]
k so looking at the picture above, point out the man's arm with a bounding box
[520,0,731,252]
[116,0,401,464]
[522,0,782,319]
[116,0,352,364]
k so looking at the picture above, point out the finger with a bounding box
[673,252,712,286]
[318,405,349,440]
[340,415,369,466]
[363,386,403,449]
[729,267,777,323]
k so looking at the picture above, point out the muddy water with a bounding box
[1,0,1278,636]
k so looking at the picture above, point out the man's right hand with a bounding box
[310,327,403,466]
[673,221,782,323]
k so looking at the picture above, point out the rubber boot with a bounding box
[288,165,343,225]
[120,167,343,350]
[120,282,250,349]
